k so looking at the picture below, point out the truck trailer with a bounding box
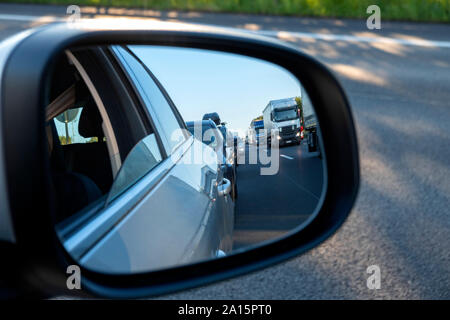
[301,86,321,155]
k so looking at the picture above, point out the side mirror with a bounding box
[0,20,359,298]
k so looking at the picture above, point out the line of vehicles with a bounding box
[184,92,320,206]
[186,112,239,201]
[246,91,320,155]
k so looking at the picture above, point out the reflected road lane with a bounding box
[233,142,323,249]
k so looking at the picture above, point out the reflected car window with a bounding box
[113,46,186,154]
[106,134,162,205]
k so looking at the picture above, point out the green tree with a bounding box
[59,136,72,145]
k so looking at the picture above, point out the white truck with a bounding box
[263,97,302,146]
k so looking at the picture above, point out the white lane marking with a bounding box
[1,13,449,49]
[0,14,61,22]
[258,30,450,49]
[280,154,294,160]
[284,174,320,200]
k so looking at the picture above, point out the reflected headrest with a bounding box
[78,100,104,138]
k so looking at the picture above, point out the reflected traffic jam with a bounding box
[184,93,323,249]
[42,45,326,273]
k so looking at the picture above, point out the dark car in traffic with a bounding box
[186,120,238,201]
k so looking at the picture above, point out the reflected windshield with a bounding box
[273,107,298,122]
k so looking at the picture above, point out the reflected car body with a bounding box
[20,44,235,274]
[217,124,237,168]
[186,120,238,201]
[202,112,236,170]
[234,135,245,157]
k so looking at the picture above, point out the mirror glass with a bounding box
[48,44,324,274]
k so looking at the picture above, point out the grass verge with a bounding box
[1,0,449,23]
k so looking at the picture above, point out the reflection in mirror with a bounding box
[48,44,324,274]
[106,133,162,206]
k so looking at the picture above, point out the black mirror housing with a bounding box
[0,20,359,298]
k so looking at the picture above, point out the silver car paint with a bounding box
[0,32,235,269]
[80,138,233,273]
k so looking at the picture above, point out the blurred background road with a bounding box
[1,3,449,299]
[233,143,323,249]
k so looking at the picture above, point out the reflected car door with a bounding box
[81,46,231,272]
[78,136,228,273]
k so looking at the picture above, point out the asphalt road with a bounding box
[233,142,323,249]
[1,4,449,299]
